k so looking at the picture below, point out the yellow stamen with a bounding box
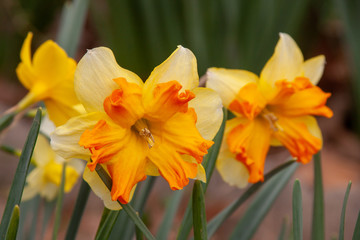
[133,119,155,148]
[261,109,282,132]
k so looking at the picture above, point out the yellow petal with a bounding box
[83,167,122,210]
[20,32,33,69]
[144,160,160,176]
[33,135,54,167]
[195,163,206,183]
[216,146,249,188]
[75,47,143,113]
[45,99,84,127]
[32,40,77,90]
[42,184,59,201]
[206,68,258,108]
[22,185,38,202]
[144,46,198,94]
[260,33,304,86]
[303,55,325,85]
[51,112,107,160]
[16,62,36,91]
[188,87,223,141]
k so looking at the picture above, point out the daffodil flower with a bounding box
[22,135,84,201]
[51,46,223,209]
[15,32,84,126]
[206,33,333,188]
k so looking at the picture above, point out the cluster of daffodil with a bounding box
[0,31,332,237]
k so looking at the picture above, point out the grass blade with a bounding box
[95,208,119,240]
[177,109,226,240]
[157,190,184,240]
[0,112,16,134]
[57,0,89,57]
[229,162,298,240]
[352,210,360,240]
[292,179,303,240]
[52,162,67,240]
[192,181,207,240]
[65,179,91,240]
[312,153,324,240]
[339,181,352,240]
[41,198,57,239]
[0,108,42,238]
[95,164,156,240]
[5,205,19,240]
[207,160,297,238]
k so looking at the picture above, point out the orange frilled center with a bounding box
[79,78,213,204]
[226,77,333,183]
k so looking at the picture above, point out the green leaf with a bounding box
[352,210,360,240]
[312,153,324,240]
[41,198,57,239]
[5,205,20,240]
[207,160,297,238]
[95,164,156,240]
[0,112,16,134]
[339,181,352,240]
[292,179,303,240]
[57,0,90,57]
[95,208,119,240]
[65,179,91,240]
[229,162,298,240]
[0,108,42,238]
[192,181,207,240]
[157,190,184,240]
[177,108,226,240]
[29,195,41,240]
[52,162,67,240]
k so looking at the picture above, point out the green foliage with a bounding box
[0,108,42,239]
[292,180,303,240]
[192,181,207,240]
[312,153,325,240]
[5,205,20,240]
[339,181,352,240]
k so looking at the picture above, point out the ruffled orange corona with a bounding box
[207,33,332,187]
[51,46,223,209]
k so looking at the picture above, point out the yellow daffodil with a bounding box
[51,46,223,209]
[206,33,333,187]
[22,135,84,201]
[15,32,84,126]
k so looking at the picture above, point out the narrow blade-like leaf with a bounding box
[352,210,360,240]
[292,179,303,240]
[339,181,352,240]
[52,162,67,240]
[0,108,42,238]
[5,205,20,240]
[229,163,298,240]
[312,153,324,240]
[65,179,91,240]
[0,112,16,134]
[95,208,120,240]
[207,160,297,238]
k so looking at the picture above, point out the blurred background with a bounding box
[1,0,360,239]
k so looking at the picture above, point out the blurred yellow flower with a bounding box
[207,33,333,187]
[22,135,84,201]
[51,46,223,209]
[16,32,84,126]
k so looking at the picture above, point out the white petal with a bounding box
[51,112,107,160]
[42,183,59,201]
[33,135,54,167]
[144,46,198,93]
[75,47,143,113]
[260,33,304,86]
[22,185,38,202]
[206,68,258,108]
[189,87,223,141]
[83,167,122,210]
[303,55,325,85]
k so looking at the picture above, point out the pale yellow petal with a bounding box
[75,47,143,113]
[33,135,54,167]
[188,87,223,140]
[260,33,304,86]
[44,99,84,127]
[144,46,198,94]
[40,115,56,137]
[51,112,107,160]
[206,68,258,108]
[301,115,323,143]
[42,183,59,201]
[145,160,160,176]
[22,185,38,202]
[195,164,206,183]
[303,55,325,85]
[216,146,249,188]
[83,167,122,210]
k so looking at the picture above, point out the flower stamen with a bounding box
[133,119,155,148]
[261,109,282,132]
